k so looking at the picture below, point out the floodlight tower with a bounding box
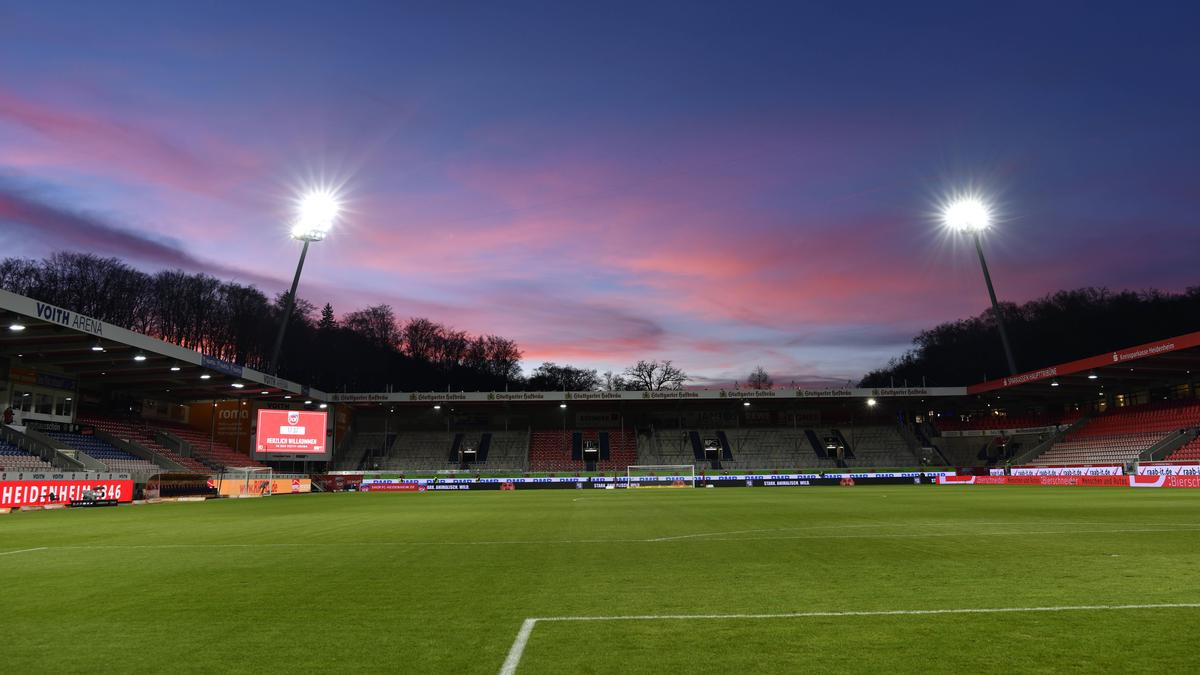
[268,190,339,374]
[942,197,1017,376]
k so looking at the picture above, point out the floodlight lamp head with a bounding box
[942,197,992,233]
[291,190,340,241]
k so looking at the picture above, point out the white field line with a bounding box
[0,547,47,557]
[498,619,537,675]
[43,524,1200,551]
[499,603,1200,675]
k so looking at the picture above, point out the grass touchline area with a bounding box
[3,487,1200,673]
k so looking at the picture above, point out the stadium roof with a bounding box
[4,288,1199,409]
[966,331,1200,401]
[0,289,319,404]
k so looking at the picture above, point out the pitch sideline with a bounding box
[499,603,1200,674]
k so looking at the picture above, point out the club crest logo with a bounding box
[288,411,300,425]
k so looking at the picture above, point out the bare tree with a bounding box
[343,304,400,349]
[400,317,442,361]
[747,365,773,390]
[0,252,537,392]
[623,359,688,390]
[528,362,601,390]
[601,370,627,390]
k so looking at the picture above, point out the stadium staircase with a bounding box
[832,426,920,467]
[340,431,397,470]
[78,415,209,473]
[145,420,268,469]
[372,432,455,471]
[43,430,163,476]
[712,428,826,470]
[22,427,107,472]
[1165,432,1200,461]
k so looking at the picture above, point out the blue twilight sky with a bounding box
[1,1,1198,384]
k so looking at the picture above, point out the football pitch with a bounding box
[4,486,1200,673]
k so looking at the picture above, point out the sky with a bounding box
[1,1,1198,386]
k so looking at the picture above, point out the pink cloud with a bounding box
[0,89,262,198]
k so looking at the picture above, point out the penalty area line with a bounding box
[0,547,48,557]
[498,603,1200,674]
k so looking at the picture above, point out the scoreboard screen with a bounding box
[254,409,329,461]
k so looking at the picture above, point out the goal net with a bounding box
[626,464,695,489]
[217,466,274,498]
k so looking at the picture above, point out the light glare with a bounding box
[942,197,991,232]
[291,189,340,240]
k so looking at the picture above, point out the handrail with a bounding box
[17,426,99,471]
[92,428,189,473]
[1010,417,1089,465]
[1140,428,1196,462]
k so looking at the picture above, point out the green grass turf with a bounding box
[3,486,1200,673]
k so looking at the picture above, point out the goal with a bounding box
[625,464,695,489]
[217,466,274,498]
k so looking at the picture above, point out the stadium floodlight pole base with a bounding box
[625,464,696,489]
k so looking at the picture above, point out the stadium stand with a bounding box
[0,439,56,472]
[528,430,635,472]
[475,431,532,471]
[146,420,268,469]
[711,428,831,469]
[364,430,528,472]
[1033,400,1200,465]
[78,415,210,473]
[342,431,396,470]
[43,430,162,474]
[372,431,464,471]
[835,425,920,467]
[1167,435,1200,461]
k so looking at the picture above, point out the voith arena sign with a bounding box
[255,409,329,460]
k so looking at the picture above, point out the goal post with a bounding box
[625,464,695,489]
[217,466,275,498]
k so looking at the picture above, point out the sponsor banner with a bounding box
[939,475,1200,488]
[563,392,625,402]
[200,354,244,378]
[212,477,311,497]
[1,480,134,508]
[365,472,950,486]
[314,474,363,491]
[969,330,1200,394]
[358,473,951,491]
[707,476,937,487]
[30,300,105,336]
[255,409,329,459]
[70,499,120,508]
[1011,465,1124,477]
[1135,464,1200,476]
[0,471,132,482]
[361,483,425,492]
[329,387,968,404]
[10,367,77,392]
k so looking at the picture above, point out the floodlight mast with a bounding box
[943,197,1018,376]
[268,191,339,374]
